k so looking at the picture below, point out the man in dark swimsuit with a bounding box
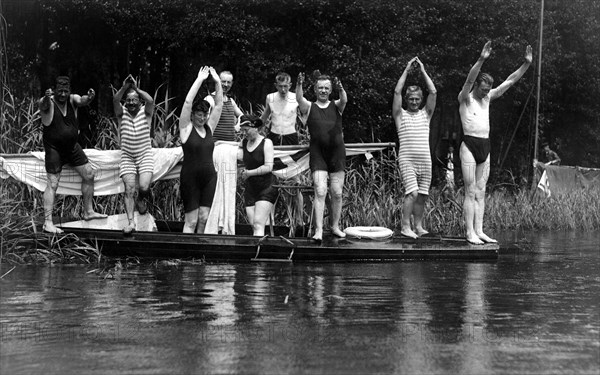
[458,41,532,244]
[296,72,347,241]
[38,76,106,233]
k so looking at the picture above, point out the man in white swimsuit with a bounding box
[458,41,532,244]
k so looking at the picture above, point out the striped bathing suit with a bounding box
[397,108,431,195]
[119,105,154,177]
[212,96,237,142]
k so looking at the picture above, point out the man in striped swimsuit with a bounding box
[203,71,244,234]
[113,75,155,234]
[204,70,243,142]
[392,57,437,239]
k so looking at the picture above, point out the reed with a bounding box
[2,91,600,263]
[339,150,600,235]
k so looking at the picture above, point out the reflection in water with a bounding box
[1,231,599,374]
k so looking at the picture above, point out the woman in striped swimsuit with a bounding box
[392,57,437,239]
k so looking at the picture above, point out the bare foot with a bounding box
[123,222,135,235]
[466,234,484,245]
[312,228,323,241]
[43,222,64,234]
[84,212,108,221]
[401,228,418,239]
[477,232,497,243]
[331,227,346,238]
[416,228,429,237]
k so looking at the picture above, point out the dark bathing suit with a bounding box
[43,99,88,174]
[462,135,491,164]
[306,102,346,172]
[180,125,218,212]
[267,131,299,146]
[242,138,277,206]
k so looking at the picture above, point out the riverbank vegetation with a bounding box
[2,147,599,264]
[2,0,599,263]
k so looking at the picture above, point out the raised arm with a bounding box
[112,76,132,119]
[260,95,272,128]
[295,73,311,116]
[458,41,491,103]
[131,81,155,117]
[489,45,533,100]
[72,88,95,107]
[39,88,54,126]
[206,67,223,132]
[393,57,416,122]
[180,66,210,134]
[334,77,347,114]
[416,57,437,117]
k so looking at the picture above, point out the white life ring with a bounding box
[344,226,394,240]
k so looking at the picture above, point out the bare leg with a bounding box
[245,206,255,228]
[137,171,153,215]
[43,172,63,233]
[121,173,137,233]
[473,157,496,243]
[414,193,429,236]
[329,171,346,238]
[74,163,106,220]
[252,201,274,236]
[183,208,199,233]
[196,206,210,234]
[401,190,418,239]
[295,187,305,226]
[460,144,484,245]
[312,170,328,240]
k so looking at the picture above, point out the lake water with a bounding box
[1,230,599,374]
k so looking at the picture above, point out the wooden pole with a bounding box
[532,0,544,190]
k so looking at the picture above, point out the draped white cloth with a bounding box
[0,148,183,196]
[1,145,389,195]
[205,142,239,235]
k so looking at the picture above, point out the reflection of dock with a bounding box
[54,216,500,262]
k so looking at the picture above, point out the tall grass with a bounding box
[341,149,600,234]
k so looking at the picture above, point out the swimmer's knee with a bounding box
[81,166,96,182]
[314,185,328,198]
[405,190,418,199]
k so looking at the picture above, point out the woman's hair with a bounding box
[239,114,263,128]
[404,85,423,100]
[192,99,211,113]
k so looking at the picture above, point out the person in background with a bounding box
[203,70,244,235]
[38,76,106,234]
[238,114,277,236]
[113,75,155,234]
[261,72,304,225]
[392,56,437,238]
[535,142,561,167]
[179,66,222,234]
[296,72,347,241]
[458,41,532,244]
[204,70,244,142]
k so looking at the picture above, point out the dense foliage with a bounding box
[2,0,599,183]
